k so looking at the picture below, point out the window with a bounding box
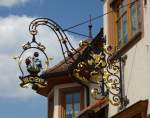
[65,92,80,118]
[130,0,142,35]
[116,0,128,48]
[113,0,143,50]
[59,87,84,118]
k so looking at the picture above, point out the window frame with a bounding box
[114,0,143,49]
[48,92,54,118]
[59,86,85,118]
[115,0,128,49]
[108,0,144,60]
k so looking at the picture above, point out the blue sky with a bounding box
[0,0,103,118]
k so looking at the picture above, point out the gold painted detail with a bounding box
[73,44,121,106]
[20,76,47,88]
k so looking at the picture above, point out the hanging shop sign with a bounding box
[14,18,78,89]
[16,35,49,88]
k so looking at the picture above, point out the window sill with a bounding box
[110,31,142,61]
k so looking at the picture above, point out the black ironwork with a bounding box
[15,18,79,89]
[15,18,123,106]
[68,29,122,106]
[29,18,79,63]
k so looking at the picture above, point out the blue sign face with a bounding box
[18,51,48,88]
[16,34,49,89]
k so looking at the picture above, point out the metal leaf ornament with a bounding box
[72,43,121,106]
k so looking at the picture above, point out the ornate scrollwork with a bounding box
[103,45,121,105]
[73,50,105,84]
[72,36,122,106]
[15,18,79,89]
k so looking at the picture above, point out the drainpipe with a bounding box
[119,56,129,111]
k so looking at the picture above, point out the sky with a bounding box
[0,0,103,118]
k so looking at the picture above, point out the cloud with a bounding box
[0,15,80,99]
[0,15,36,99]
[0,0,30,7]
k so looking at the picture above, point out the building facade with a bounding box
[103,0,150,117]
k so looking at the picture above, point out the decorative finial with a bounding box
[88,15,93,39]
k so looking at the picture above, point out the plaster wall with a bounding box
[104,0,150,117]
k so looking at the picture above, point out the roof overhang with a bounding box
[112,100,148,118]
[33,73,73,96]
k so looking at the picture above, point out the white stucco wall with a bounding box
[48,83,87,118]
[104,0,150,117]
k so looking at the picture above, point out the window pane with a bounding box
[66,94,72,104]
[117,1,122,17]
[73,93,80,116]
[66,104,72,117]
[130,0,142,34]
[117,20,122,49]
[122,0,127,13]
[122,14,128,44]
[66,114,72,118]
[117,0,127,17]
[74,93,80,103]
[65,93,81,118]
[130,3,137,34]
[131,0,135,3]
[137,0,142,30]
[74,103,80,116]
[66,94,72,118]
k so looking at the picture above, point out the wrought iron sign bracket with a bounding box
[90,44,122,106]
[69,30,123,106]
[14,18,79,89]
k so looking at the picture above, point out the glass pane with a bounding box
[66,94,72,104]
[66,94,72,118]
[66,114,72,118]
[131,0,135,3]
[66,104,72,117]
[130,3,137,34]
[65,92,81,118]
[137,0,142,30]
[74,103,80,116]
[117,1,122,17]
[122,0,127,13]
[117,0,127,17]
[122,14,128,44]
[73,93,80,103]
[73,93,80,116]
[117,20,122,49]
